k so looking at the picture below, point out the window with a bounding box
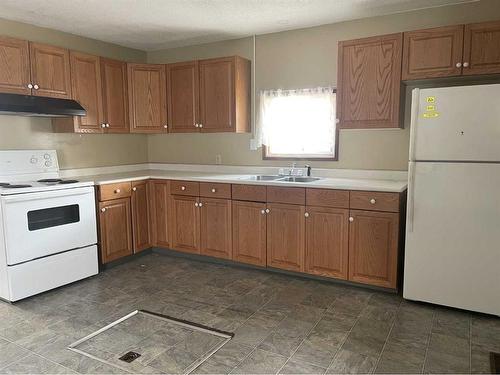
[257,87,337,160]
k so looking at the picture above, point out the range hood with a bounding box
[0,93,86,117]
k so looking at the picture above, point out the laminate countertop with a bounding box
[73,169,408,193]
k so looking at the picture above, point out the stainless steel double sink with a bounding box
[242,175,321,183]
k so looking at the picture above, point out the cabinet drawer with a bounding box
[350,191,400,212]
[232,184,266,202]
[98,182,131,201]
[267,186,305,205]
[200,182,231,199]
[306,188,349,208]
[170,180,200,196]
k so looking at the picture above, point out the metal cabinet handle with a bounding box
[181,186,186,191]
[370,198,376,204]
[101,207,106,212]
[463,62,469,68]
[33,84,39,90]
[304,212,309,218]
[132,187,137,192]
[27,83,33,89]
[456,62,462,68]
[115,189,121,193]
[265,208,270,214]
[211,188,216,193]
[349,217,354,222]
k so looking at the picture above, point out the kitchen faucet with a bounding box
[289,162,297,175]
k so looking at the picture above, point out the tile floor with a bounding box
[0,252,498,374]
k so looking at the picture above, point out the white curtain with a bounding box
[253,87,336,156]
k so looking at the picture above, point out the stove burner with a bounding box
[3,184,32,188]
[38,178,62,183]
[59,180,79,184]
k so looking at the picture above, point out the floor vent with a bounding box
[119,351,141,363]
[491,352,500,374]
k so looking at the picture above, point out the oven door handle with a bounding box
[1,186,95,203]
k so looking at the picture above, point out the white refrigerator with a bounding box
[404,84,500,317]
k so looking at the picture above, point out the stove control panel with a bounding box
[0,150,59,176]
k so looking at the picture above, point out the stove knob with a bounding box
[45,161,52,167]
[30,157,38,164]
[44,153,51,160]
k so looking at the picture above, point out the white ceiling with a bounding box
[0,0,476,51]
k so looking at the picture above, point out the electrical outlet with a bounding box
[215,154,222,165]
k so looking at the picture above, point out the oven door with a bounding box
[1,186,97,265]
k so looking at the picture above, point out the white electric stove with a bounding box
[0,150,98,302]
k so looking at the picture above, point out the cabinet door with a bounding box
[167,61,199,133]
[101,58,129,133]
[127,63,167,133]
[199,198,232,259]
[337,33,402,129]
[232,200,266,266]
[70,51,104,133]
[29,42,71,99]
[348,210,399,288]
[305,206,349,279]
[0,36,31,95]
[402,25,464,80]
[266,203,305,272]
[131,181,151,253]
[170,195,200,254]
[99,198,133,263]
[463,20,500,75]
[199,57,234,132]
[151,180,170,248]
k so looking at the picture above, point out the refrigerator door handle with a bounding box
[407,162,416,232]
[408,88,420,162]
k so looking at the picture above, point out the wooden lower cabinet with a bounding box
[151,180,170,248]
[304,206,349,279]
[232,200,266,266]
[170,195,200,254]
[266,203,305,272]
[199,198,232,259]
[131,180,151,253]
[99,198,133,263]
[348,209,399,288]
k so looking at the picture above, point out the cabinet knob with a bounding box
[181,186,186,191]
[349,217,354,222]
[106,123,110,128]
[265,208,270,214]
[33,84,39,90]
[304,212,309,218]
[195,124,199,128]
[463,62,469,68]
[370,198,376,204]
[456,62,462,68]
[101,123,106,128]
[115,189,121,193]
[335,118,340,124]
[261,209,266,215]
[198,202,203,207]
[163,125,168,129]
[199,123,203,128]
[27,83,33,89]
[101,207,106,212]
[194,202,199,207]
[211,188,216,193]
[132,187,137,192]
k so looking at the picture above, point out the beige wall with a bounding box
[147,0,500,171]
[0,18,148,169]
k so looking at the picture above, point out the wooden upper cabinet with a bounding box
[127,63,167,133]
[199,198,232,260]
[266,203,305,273]
[68,51,104,132]
[305,206,349,280]
[151,180,170,248]
[402,25,464,80]
[337,33,403,129]
[167,61,199,133]
[463,20,500,75]
[99,198,133,264]
[348,210,399,289]
[0,36,30,95]
[29,42,71,99]
[199,56,250,133]
[131,180,151,253]
[170,195,200,254]
[101,58,129,133]
[232,200,267,266]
